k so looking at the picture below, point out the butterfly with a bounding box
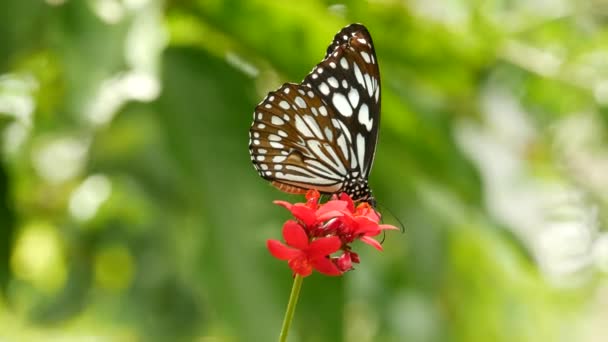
[249,23,381,205]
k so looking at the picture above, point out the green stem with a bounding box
[278,274,304,342]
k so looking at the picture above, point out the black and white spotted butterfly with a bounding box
[249,23,381,204]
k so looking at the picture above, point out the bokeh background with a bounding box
[1,0,608,341]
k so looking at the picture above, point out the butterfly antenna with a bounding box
[377,202,406,233]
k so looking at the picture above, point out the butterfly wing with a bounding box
[304,23,380,178]
[249,83,351,193]
[249,24,381,194]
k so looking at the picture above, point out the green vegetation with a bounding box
[0,0,606,341]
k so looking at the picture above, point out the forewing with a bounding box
[305,23,381,177]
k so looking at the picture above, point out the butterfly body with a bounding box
[249,24,380,204]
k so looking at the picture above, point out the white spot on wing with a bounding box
[307,140,345,174]
[295,115,314,137]
[337,134,349,160]
[354,63,364,87]
[328,77,339,88]
[279,101,290,109]
[364,74,373,96]
[340,57,349,69]
[356,133,366,173]
[269,134,281,141]
[273,156,286,162]
[295,96,307,108]
[348,87,359,107]
[271,116,285,125]
[360,51,371,63]
[324,127,333,142]
[332,93,352,117]
[304,159,340,179]
[319,82,330,95]
[319,106,328,116]
[303,115,324,139]
[358,103,373,131]
[275,171,337,185]
[270,141,284,148]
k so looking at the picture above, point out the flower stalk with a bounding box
[279,274,304,342]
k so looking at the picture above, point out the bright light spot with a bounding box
[0,74,35,155]
[86,76,125,126]
[69,174,112,222]
[328,4,347,17]
[91,0,125,24]
[11,222,67,292]
[593,234,608,273]
[502,40,563,77]
[593,80,608,105]
[123,0,149,10]
[226,52,259,78]
[409,0,469,28]
[45,0,67,5]
[86,72,160,126]
[457,83,600,286]
[122,72,160,101]
[32,136,89,184]
[3,122,28,156]
[94,244,134,291]
[536,220,594,282]
[0,73,37,125]
[124,4,167,73]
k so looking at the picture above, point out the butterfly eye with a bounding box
[249,23,381,203]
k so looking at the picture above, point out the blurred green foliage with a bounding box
[1,0,607,341]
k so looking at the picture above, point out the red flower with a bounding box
[267,190,397,277]
[274,190,350,231]
[335,250,360,272]
[267,220,342,277]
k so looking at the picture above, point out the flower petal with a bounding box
[359,236,384,251]
[379,224,399,231]
[273,200,293,211]
[316,200,349,221]
[307,236,342,258]
[290,205,317,227]
[305,190,321,209]
[339,193,355,212]
[335,252,353,272]
[267,240,301,260]
[283,220,309,249]
[311,257,342,276]
[352,217,381,236]
[289,258,313,277]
